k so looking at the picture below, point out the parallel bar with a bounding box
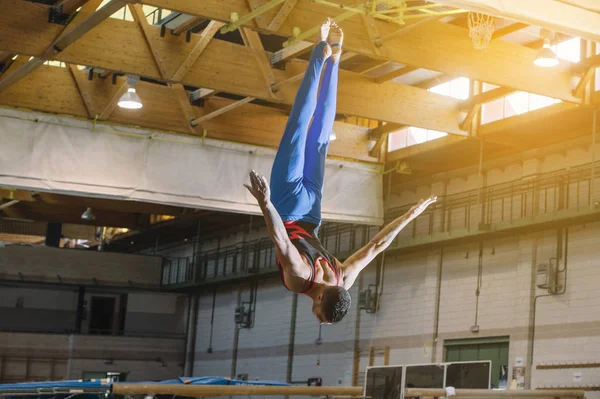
[112,384,364,397]
[405,389,586,397]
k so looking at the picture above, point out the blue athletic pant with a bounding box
[270,41,339,226]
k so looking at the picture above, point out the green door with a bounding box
[444,337,509,389]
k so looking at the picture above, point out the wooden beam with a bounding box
[169,83,198,133]
[130,3,167,80]
[53,0,94,16]
[459,103,481,131]
[368,123,405,140]
[387,134,469,163]
[270,40,312,65]
[112,384,363,397]
[0,3,464,133]
[573,67,596,98]
[99,80,128,120]
[191,97,255,126]
[267,0,297,31]
[368,131,389,159]
[1,55,29,76]
[240,28,277,92]
[460,86,516,111]
[375,66,418,84]
[491,22,528,40]
[137,0,580,103]
[68,64,95,118]
[0,0,118,93]
[414,74,458,90]
[0,66,376,161]
[171,20,224,81]
[171,16,205,35]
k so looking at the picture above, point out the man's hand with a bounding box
[244,170,271,208]
[406,196,437,220]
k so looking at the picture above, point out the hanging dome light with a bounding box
[118,87,143,109]
[534,38,558,68]
[81,207,96,221]
[118,75,143,109]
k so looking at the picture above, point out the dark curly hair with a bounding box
[321,286,351,323]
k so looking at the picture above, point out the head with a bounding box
[312,286,351,324]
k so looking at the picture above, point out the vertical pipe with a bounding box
[193,221,202,282]
[184,294,199,377]
[476,139,484,225]
[207,288,217,353]
[352,274,363,386]
[431,248,444,363]
[183,294,193,375]
[592,108,597,209]
[286,293,298,383]
[75,286,86,333]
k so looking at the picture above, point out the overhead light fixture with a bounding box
[118,75,143,109]
[330,130,337,141]
[81,207,95,221]
[534,37,558,68]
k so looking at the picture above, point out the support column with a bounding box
[75,286,86,333]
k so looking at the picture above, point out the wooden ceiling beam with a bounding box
[170,20,225,81]
[0,4,463,133]
[135,0,579,102]
[53,0,96,17]
[0,65,377,162]
[0,0,118,93]
[375,65,418,84]
[171,16,205,35]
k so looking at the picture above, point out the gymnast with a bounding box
[245,19,436,324]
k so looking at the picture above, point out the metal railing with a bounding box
[162,222,380,287]
[385,161,600,247]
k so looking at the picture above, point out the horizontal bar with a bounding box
[405,389,586,398]
[112,384,364,397]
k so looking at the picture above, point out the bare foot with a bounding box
[329,22,344,64]
[317,18,332,59]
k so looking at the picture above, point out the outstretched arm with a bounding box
[244,171,305,276]
[340,196,437,289]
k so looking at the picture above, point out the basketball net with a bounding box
[467,12,495,50]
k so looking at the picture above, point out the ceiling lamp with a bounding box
[534,37,558,68]
[118,75,143,109]
[81,207,96,221]
[330,130,337,141]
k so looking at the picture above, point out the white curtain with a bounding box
[0,108,383,225]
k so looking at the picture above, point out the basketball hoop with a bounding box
[467,12,495,50]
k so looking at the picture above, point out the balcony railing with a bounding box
[162,222,379,287]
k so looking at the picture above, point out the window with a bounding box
[388,78,468,151]
[481,38,582,124]
[445,336,509,389]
